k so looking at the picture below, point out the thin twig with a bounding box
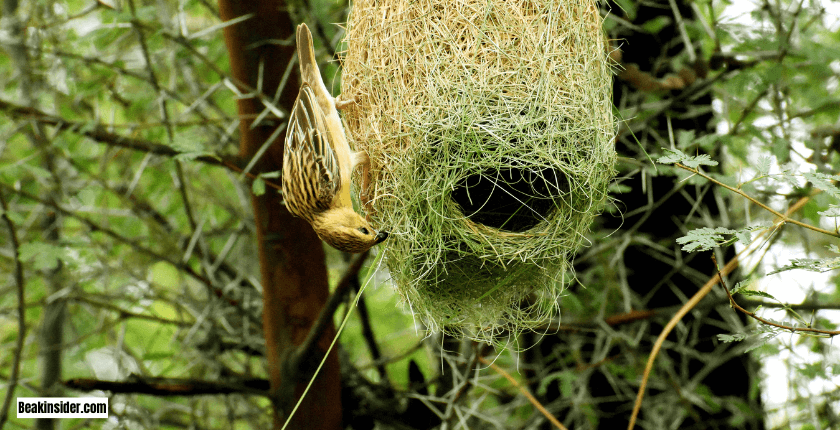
[674,163,839,238]
[0,98,231,166]
[281,252,371,412]
[64,376,269,397]
[0,183,266,325]
[128,0,204,271]
[626,254,739,430]
[627,193,814,430]
[0,98,285,192]
[668,0,696,62]
[293,251,370,370]
[478,356,568,430]
[71,296,194,327]
[713,256,840,336]
[0,192,26,428]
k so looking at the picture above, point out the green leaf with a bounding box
[656,148,719,168]
[730,279,754,295]
[676,130,696,149]
[642,16,671,34]
[736,290,776,301]
[683,154,718,168]
[767,257,840,275]
[754,156,772,176]
[676,227,735,252]
[770,136,790,162]
[744,332,781,353]
[798,362,824,379]
[694,134,720,152]
[657,150,685,165]
[804,172,840,199]
[537,371,576,397]
[611,0,636,20]
[19,242,65,271]
[252,177,266,196]
[818,205,840,217]
[718,333,747,343]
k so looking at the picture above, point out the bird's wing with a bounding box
[295,22,355,209]
[283,84,341,218]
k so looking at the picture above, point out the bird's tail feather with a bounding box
[296,24,333,109]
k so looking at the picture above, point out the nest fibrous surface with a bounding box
[341,0,616,341]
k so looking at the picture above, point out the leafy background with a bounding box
[1,0,839,429]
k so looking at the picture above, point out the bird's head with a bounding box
[312,207,389,253]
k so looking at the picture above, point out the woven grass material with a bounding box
[341,0,615,341]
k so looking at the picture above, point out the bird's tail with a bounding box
[296,24,332,109]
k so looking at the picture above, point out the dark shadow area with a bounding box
[451,166,569,232]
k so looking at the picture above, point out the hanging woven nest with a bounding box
[340,0,616,342]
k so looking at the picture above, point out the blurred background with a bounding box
[1,0,839,429]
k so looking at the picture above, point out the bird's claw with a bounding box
[335,94,358,110]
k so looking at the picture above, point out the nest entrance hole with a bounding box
[452,167,568,232]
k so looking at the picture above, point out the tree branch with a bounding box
[675,163,840,238]
[0,98,237,168]
[714,258,840,337]
[0,192,27,428]
[288,252,369,386]
[64,376,269,397]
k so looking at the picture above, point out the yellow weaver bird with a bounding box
[282,23,388,253]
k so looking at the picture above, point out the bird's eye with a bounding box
[358,227,369,235]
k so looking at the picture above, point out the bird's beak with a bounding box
[374,231,389,244]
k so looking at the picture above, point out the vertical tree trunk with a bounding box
[218,2,342,428]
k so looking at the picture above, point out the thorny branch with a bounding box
[674,163,840,238]
[478,356,569,430]
[713,255,840,337]
[628,193,815,430]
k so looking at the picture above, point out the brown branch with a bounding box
[0,182,208,283]
[70,296,194,327]
[714,257,840,337]
[674,163,839,238]
[604,309,657,326]
[617,63,697,92]
[64,376,269,397]
[217,2,341,429]
[627,193,815,430]
[0,192,27,428]
[0,98,238,168]
[627,253,739,430]
[283,252,370,407]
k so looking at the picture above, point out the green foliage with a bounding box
[717,324,781,353]
[657,147,719,168]
[767,255,840,275]
[18,243,65,271]
[675,225,767,252]
[1,0,839,429]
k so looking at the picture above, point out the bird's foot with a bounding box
[335,94,359,110]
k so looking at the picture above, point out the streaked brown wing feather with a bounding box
[282,84,341,219]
